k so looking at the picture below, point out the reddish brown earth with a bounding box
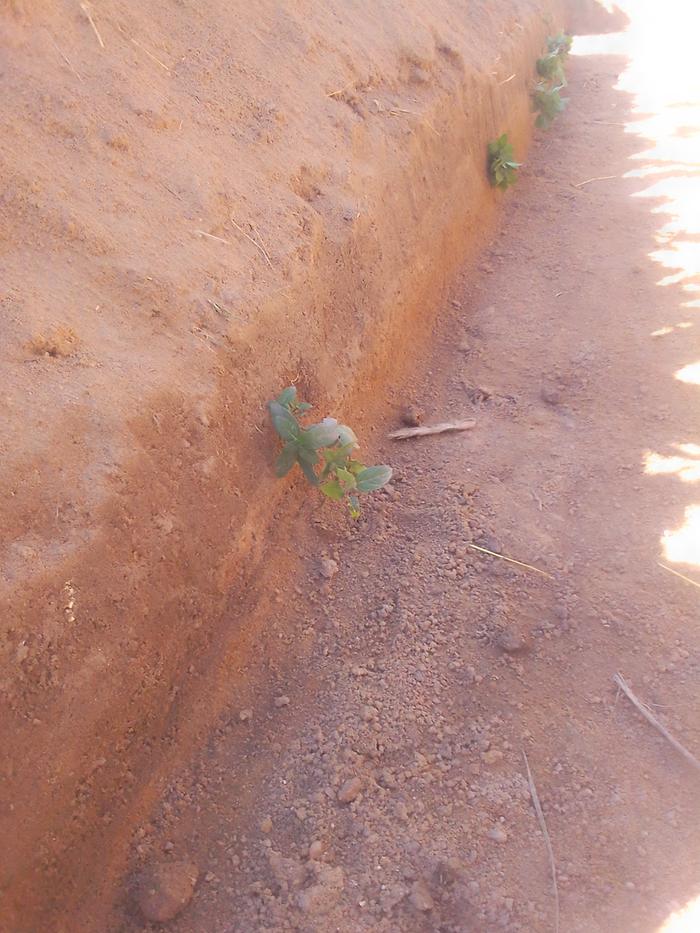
[1,1,566,928]
[4,0,700,930]
[101,4,698,932]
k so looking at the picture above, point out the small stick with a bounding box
[388,109,440,137]
[658,561,700,591]
[572,175,617,189]
[468,543,553,579]
[194,229,231,245]
[498,73,516,86]
[47,32,83,80]
[230,217,274,269]
[389,419,475,439]
[523,751,560,933]
[80,2,105,48]
[131,37,171,72]
[249,220,275,268]
[613,673,700,773]
[327,80,355,99]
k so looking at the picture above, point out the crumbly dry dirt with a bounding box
[1,4,565,924]
[104,7,700,933]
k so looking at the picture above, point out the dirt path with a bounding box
[114,8,700,932]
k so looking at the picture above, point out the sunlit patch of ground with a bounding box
[659,894,700,932]
[576,1,700,587]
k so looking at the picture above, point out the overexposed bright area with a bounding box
[576,2,700,588]
[575,5,700,928]
[658,895,700,933]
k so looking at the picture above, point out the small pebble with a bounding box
[409,879,435,912]
[400,406,424,427]
[488,825,508,843]
[308,840,324,860]
[337,777,362,804]
[319,558,338,580]
[497,631,530,655]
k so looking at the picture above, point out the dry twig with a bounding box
[230,217,274,269]
[80,2,105,48]
[194,230,231,245]
[658,561,700,591]
[523,751,560,933]
[389,419,475,440]
[387,107,440,137]
[131,37,170,72]
[327,80,355,99]
[613,673,700,773]
[467,543,553,579]
[47,32,82,80]
[572,174,617,189]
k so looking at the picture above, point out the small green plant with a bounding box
[487,134,521,190]
[547,32,572,58]
[533,32,572,130]
[536,52,566,86]
[532,82,568,129]
[268,386,392,518]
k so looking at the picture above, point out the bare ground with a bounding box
[110,10,700,933]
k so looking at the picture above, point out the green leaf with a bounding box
[276,386,297,408]
[299,456,319,486]
[297,402,313,412]
[297,446,319,466]
[337,424,359,449]
[268,400,300,441]
[356,465,393,492]
[320,479,344,500]
[275,443,298,477]
[302,418,341,449]
[323,442,355,468]
[335,467,357,490]
[488,133,519,190]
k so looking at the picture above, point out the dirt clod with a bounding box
[409,879,435,912]
[487,825,508,844]
[308,840,324,860]
[540,382,563,406]
[400,405,424,427]
[135,860,198,923]
[319,558,339,580]
[337,777,362,804]
[496,630,530,655]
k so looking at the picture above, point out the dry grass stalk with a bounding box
[80,2,105,48]
[389,419,475,440]
[47,32,82,80]
[523,751,560,933]
[467,543,553,579]
[131,37,170,72]
[658,562,700,591]
[613,673,700,773]
[230,217,274,269]
[572,175,617,189]
[194,229,231,245]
